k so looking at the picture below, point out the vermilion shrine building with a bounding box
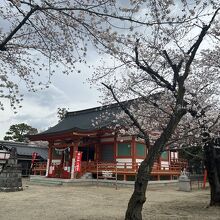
[30,103,186,181]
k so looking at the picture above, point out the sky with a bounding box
[0,1,216,140]
[0,1,123,140]
[0,2,108,139]
[0,51,103,139]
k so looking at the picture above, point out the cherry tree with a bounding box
[0,0,149,111]
[2,0,220,219]
[57,107,69,121]
[91,1,220,219]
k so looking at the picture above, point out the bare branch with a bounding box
[128,87,171,116]
[184,8,220,80]
[0,5,40,51]
[135,40,175,92]
[163,50,179,90]
[20,1,202,27]
[181,148,203,160]
[208,113,220,131]
[102,82,150,146]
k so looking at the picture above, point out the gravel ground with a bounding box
[0,179,219,220]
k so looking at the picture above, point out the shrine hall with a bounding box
[29,102,186,181]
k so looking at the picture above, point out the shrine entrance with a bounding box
[78,145,95,162]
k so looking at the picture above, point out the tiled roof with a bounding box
[38,101,131,136]
[0,141,48,159]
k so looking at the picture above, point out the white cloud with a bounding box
[0,73,102,139]
[0,36,105,140]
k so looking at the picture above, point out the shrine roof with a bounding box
[29,100,134,140]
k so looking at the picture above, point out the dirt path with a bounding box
[0,180,219,220]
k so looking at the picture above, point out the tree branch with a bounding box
[163,50,179,90]
[102,82,150,146]
[183,8,220,80]
[208,113,220,131]
[0,4,40,51]
[128,87,171,116]
[20,1,200,27]
[135,40,175,92]
[181,148,203,160]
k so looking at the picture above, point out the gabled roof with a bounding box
[40,102,124,135]
[29,99,139,140]
[0,141,48,159]
[29,94,164,141]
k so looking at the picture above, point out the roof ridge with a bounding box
[65,98,139,118]
[0,140,47,148]
[66,102,121,117]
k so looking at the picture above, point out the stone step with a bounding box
[30,178,63,186]
[29,181,62,186]
[80,172,93,179]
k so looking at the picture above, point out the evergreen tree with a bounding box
[4,123,38,142]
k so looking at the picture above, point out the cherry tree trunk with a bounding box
[204,138,220,206]
[125,112,185,220]
[125,157,154,220]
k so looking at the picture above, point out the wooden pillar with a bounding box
[124,174,127,181]
[70,140,79,179]
[131,136,135,170]
[60,151,64,167]
[68,145,74,179]
[94,143,99,162]
[86,146,89,162]
[168,150,171,165]
[46,141,53,177]
[158,155,162,170]
[113,134,117,162]
[69,145,74,166]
